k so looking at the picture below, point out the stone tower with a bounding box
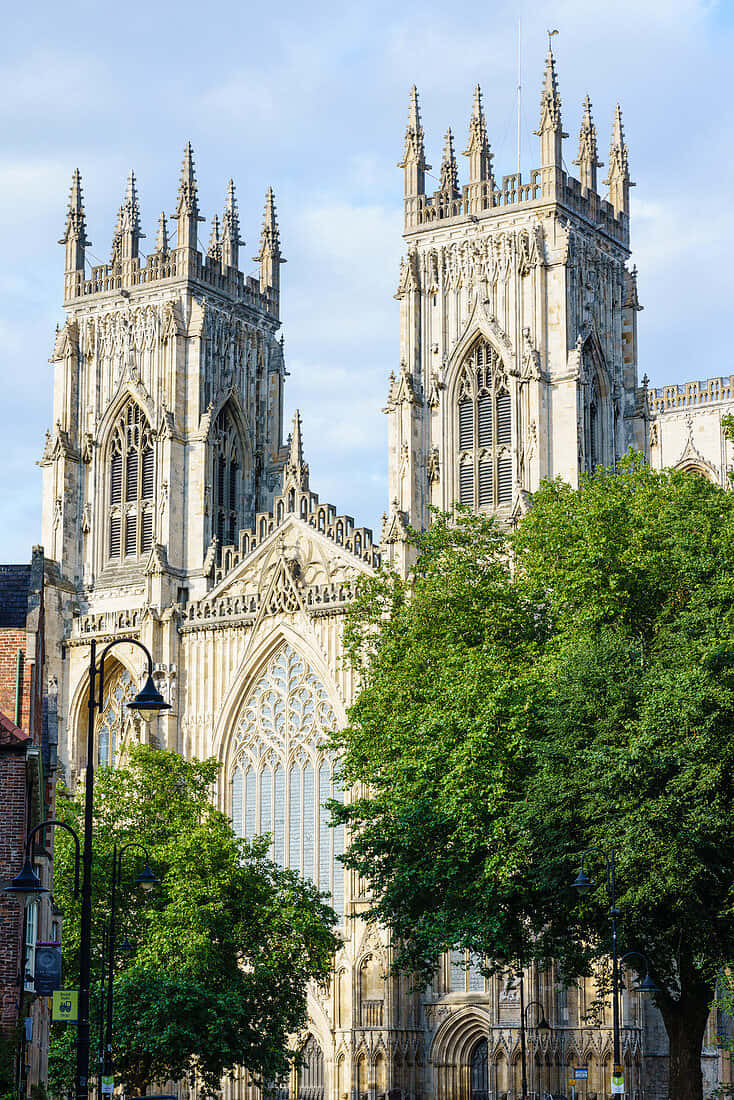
[384,51,645,569]
[41,145,287,611]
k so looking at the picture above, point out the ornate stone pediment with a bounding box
[206,514,374,608]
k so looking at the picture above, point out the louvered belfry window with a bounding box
[456,340,513,510]
[107,400,155,561]
[212,408,242,546]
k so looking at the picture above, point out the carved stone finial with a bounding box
[573,95,603,193]
[439,127,459,197]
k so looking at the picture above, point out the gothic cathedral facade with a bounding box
[42,49,732,1100]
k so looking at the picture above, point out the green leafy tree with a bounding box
[333,457,734,1100]
[50,745,338,1097]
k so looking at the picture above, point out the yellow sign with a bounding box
[52,990,78,1021]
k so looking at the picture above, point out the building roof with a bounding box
[0,565,31,628]
[0,709,28,747]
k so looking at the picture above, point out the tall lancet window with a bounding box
[230,644,346,919]
[212,408,242,546]
[456,340,513,510]
[107,400,155,561]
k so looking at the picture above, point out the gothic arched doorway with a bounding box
[470,1037,488,1100]
[298,1034,325,1100]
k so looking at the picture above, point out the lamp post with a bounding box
[102,843,158,1082]
[572,850,659,1095]
[518,983,550,1100]
[75,637,170,1100]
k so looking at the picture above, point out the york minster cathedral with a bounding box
[40,46,733,1100]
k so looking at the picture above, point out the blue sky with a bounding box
[1,0,731,561]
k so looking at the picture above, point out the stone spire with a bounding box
[114,171,145,261]
[573,95,603,193]
[398,85,428,197]
[604,104,633,216]
[59,168,90,273]
[439,127,459,197]
[207,214,221,261]
[221,179,243,269]
[535,45,566,170]
[155,211,169,255]
[255,187,285,303]
[282,410,309,497]
[464,84,493,187]
[173,141,204,251]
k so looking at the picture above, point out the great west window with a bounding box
[230,644,345,918]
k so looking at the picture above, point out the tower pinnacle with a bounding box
[464,84,493,189]
[604,104,633,216]
[113,171,145,263]
[155,211,169,255]
[573,95,603,193]
[439,127,459,197]
[221,179,243,269]
[207,214,221,261]
[173,141,204,251]
[535,46,567,171]
[255,187,285,305]
[398,85,428,197]
[59,169,90,273]
[282,409,309,498]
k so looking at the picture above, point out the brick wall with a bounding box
[0,632,29,733]
[0,748,28,1030]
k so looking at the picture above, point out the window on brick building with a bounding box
[456,340,513,510]
[107,400,155,562]
[24,899,39,991]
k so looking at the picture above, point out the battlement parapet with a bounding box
[648,376,734,416]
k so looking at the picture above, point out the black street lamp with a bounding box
[4,819,81,898]
[571,849,658,1091]
[102,842,159,1081]
[75,637,170,1100]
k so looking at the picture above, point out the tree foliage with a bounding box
[49,745,338,1096]
[333,456,734,1100]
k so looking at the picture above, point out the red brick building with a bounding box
[0,547,57,1096]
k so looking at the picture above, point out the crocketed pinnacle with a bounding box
[463,84,493,183]
[175,141,203,220]
[536,47,562,134]
[604,104,630,185]
[256,187,281,258]
[439,127,459,196]
[207,214,221,260]
[573,95,603,189]
[155,211,169,254]
[221,178,243,267]
[118,171,144,240]
[59,168,90,245]
[289,409,304,467]
[399,85,426,168]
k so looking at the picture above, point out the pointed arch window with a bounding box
[95,665,137,766]
[230,643,345,919]
[212,408,243,547]
[456,340,513,510]
[107,400,155,561]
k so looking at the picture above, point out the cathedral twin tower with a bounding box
[42,45,686,1100]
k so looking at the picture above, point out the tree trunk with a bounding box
[659,990,712,1100]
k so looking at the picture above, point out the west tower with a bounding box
[384,52,645,567]
[41,146,287,610]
